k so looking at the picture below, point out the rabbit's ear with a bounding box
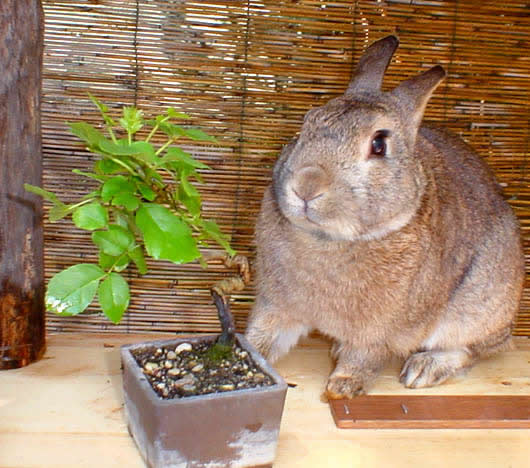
[391,65,446,130]
[345,35,399,95]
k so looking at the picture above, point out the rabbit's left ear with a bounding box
[391,65,446,130]
[345,35,399,95]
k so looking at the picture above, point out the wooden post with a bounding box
[0,0,45,369]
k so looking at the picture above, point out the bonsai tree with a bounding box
[26,97,285,468]
[26,95,248,347]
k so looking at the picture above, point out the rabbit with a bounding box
[245,35,525,399]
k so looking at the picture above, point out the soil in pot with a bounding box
[131,339,275,399]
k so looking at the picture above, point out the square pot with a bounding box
[121,333,287,468]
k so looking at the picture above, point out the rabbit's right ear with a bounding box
[345,35,399,96]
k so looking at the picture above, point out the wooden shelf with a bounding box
[1,334,529,467]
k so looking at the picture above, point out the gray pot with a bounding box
[121,333,287,468]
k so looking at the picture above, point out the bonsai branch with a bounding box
[202,250,250,285]
[205,250,250,346]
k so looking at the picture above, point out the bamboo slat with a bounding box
[41,0,530,335]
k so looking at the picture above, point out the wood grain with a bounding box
[0,0,45,369]
[1,334,530,467]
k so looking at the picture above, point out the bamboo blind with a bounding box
[41,0,530,335]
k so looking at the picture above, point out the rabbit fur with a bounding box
[245,35,525,398]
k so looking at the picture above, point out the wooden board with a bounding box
[1,334,530,468]
[330,395,530,429]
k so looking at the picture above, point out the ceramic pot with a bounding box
[121,333,287,468]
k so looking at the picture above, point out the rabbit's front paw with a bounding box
[400,350,472,388]
[325,374,366,399]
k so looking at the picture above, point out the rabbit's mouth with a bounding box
[280,187,326,227]
[283,195,419,244]
[288,204,324,229]
[283,200,360,241]
[297,195,324,226]
[277,177,410,242]
[276,182,354,239]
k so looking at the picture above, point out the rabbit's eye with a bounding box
[370,130,389,158]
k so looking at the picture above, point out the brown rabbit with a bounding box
[245,35,525,399]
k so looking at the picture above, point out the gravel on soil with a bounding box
[131,339,275,399]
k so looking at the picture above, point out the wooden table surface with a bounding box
[1,333,529,468]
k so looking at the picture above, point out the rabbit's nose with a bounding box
[291,166,330,203]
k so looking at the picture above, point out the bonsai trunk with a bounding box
[0,0,45,369]
[211,289,236,346]
[207,250,250,347]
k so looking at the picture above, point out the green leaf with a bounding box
[98,251,129,272]
[99,140,157,165]
[24,184,62,205]
[88,93,108,112]
[180,174,200,198]
[101,176,136,203]
[112,192,140,211]
[146,116,166,127]
[88,93,117,127]
[179,191,201,217]
[182,127,218,143]
[82,190,101,201]
[119,106,143,135]
[92,224,135,256]
[167,108,190,119]
[129,244,148,275]
[157,123,216,142]
[45,264,105,315]
[25,184,76,223]
[98,139,130,156]
[178,175,201,217]
[159,147,209,170]
[159,124,217,142]
[72,169,108,182]
[98,273,130,324]
[200,220,235,257]
[113,210,130,229]
[69,122,106,147]
[129,141,157,164]
[72,202,108,230]
[192,171,205,184]
[95,158,122,175]
[145,168,163,184]
[157,122,181,139]
[136,204,200,264]
[101,176,141,211]
[49,204,72,222]
[136,181,157,201]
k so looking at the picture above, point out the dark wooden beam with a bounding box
[0,0,45,369]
